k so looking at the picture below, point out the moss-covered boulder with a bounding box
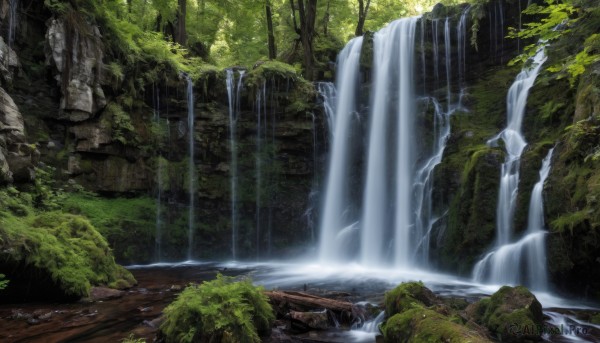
[384,281,440,316]
[382,308,491,343]
[160,274,274,343]
[467,286,543,342]
[0,206,135,301]
[382,282,491,343]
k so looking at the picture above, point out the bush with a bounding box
[161,274,274,343]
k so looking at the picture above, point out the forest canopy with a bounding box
[48,0,465,71]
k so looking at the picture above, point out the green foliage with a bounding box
[508,0,599,86]
[0,193,135,297]
[121,334,146,343]
[61,193,158,263]
[103,102,137,146]
[0,274,8,290]
[161,274,274,343]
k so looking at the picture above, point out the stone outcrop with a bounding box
[46,18,106,122]
[0,86,36,183]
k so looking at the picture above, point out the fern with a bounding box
[161,274,274,343]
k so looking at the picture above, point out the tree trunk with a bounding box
[297,0,317,80]
[289,0,300,34]
[266,1,277,60]
[264,291,364,326]
[323,0,331,35]
[176,0,187,45]
[355,0,371,36]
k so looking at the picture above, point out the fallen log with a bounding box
[265,291,354,312]
[264,291,364,327]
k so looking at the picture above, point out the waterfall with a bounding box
[153,85,163,262]
[318,14,475,267]
[318,37,363,263]
[362,17,418,267]
[472,148,553,290]
[432,19,440,87]
[255,81,267,259]
[494,47,547,246]
[473,47,548,287]
[457,7,470,93]
[7,0,18,49]
[183,75,196,260]
[392,18,419,268]
[317,82,337,137]
[226,69,245,260]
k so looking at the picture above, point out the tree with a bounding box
[294,0,318,80]
[355,0,371,36]
[175,0,187,45]
[266,0,277,59]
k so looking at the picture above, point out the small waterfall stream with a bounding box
[473,46,548,288]
[183,75,196,260]
[153,85,163,261]
[474,148,554,290]
[226,69,245,260]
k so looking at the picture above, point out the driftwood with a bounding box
[265,291,354,312]
[265,291,364,329]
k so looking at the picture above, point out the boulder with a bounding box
[466,286,543,342]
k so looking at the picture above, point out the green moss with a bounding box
[384,281,435,316]
[246,61,301,86]
[475,286,543,341]
[61,193,161,263]
[161,274,274,343]
[382,308,490,343]
[0,204,135,298]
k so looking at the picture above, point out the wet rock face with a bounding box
[46,18,106,122]
[0,87,36,183]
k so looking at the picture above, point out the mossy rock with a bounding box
[474,286,543,342]
[160,274,274,343]
[0,209,135,300]
[382,308,491,343]
[384,281,440,316]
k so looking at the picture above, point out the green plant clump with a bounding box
[161,274,274,343]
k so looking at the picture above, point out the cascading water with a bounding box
[319,14,473,268]
[473,148,554,290]
[318,37,363,263]
[226,69,245,260]
[255,81,267,259]
[389,17,418,267]
[7,0,18,49]
[183,75,196,260]
[473,46,548,287]
[153,86,163,261]
[317,82,337,137]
